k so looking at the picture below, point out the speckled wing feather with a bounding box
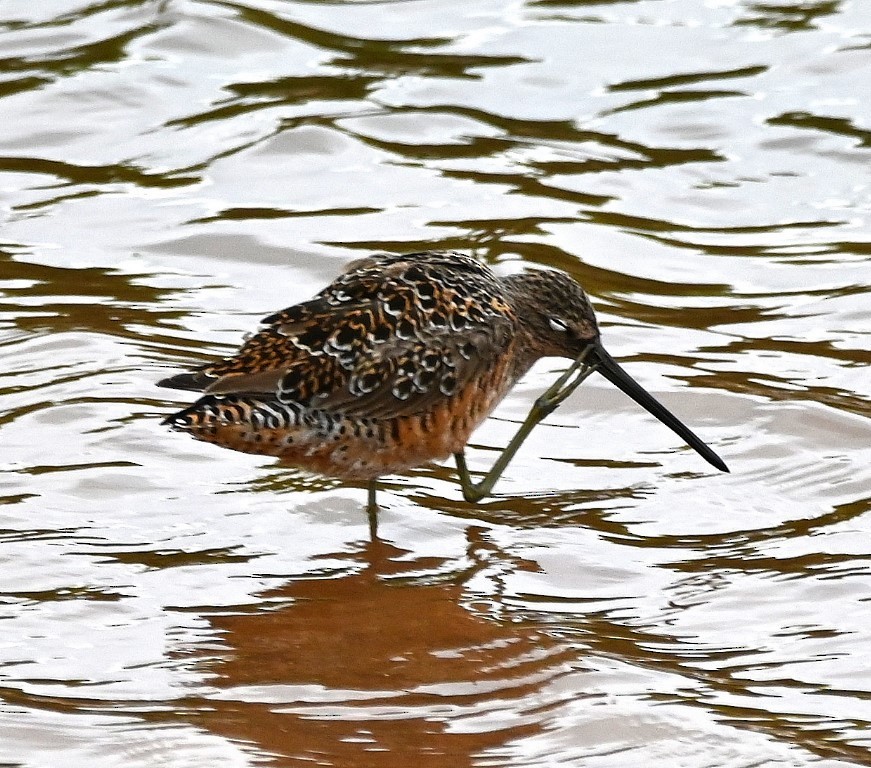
[162,252,518,420]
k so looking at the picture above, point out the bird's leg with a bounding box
[535,347,597,411]
[366,480,379,540]
[455,349,599,503]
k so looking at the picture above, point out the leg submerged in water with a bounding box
[366,479,379,540]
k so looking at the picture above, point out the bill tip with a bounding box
[710,456,729,473]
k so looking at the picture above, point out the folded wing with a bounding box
[158,252,517,420]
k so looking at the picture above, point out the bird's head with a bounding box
[503,266,728,473]
[503,268,600,360]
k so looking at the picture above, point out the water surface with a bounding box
[1,0,870,766]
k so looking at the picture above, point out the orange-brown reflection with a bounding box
[181,535,575,767]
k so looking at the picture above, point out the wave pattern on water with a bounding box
[0,0,869,766]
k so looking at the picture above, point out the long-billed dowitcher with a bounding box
[160,251,727,518]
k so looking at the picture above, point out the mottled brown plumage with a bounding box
[159,251,726,500]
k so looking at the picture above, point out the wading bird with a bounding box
[160,251,727,529]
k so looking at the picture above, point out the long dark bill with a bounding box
[588,341,729,473]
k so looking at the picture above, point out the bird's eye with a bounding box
[548,317,570,333]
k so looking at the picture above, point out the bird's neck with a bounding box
[501,273,551,377]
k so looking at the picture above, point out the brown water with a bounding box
[1,0,870,766]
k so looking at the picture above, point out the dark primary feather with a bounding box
[157,370,214,392]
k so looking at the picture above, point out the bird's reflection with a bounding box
[180,533,576,767]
